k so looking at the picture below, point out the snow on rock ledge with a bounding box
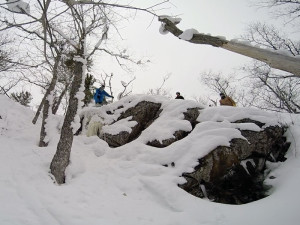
[77,94,291,204]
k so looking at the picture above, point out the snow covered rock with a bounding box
[78,97,201,148]
[147,108,200,148]
[77,94,291,205]
[102,101,161,147]
[179,119,289,204]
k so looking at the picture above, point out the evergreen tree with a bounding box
[83,73,96,106]
[11,91,32,107]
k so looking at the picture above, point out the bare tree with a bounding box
[38,51,63,146]
[52,81,71,115]
[52,56,75,115]
[2,0,170,184]
[1,0,68,148]
[0,31,36,73]
[242,61,300,113]
[147,73,172,98]
[50,1,166,184]
[256,0,300,22]
[93,72,136,101]
[117,76,136,100]
[192,95,215,106]
[200,71,238,106]
[200,71,237,96]
[0,32,29,96]
[98,72,114,97]
[0,77,21,97]
[243,22,300,58]
[239,22,300,113]
[49,2,111,184]
[0,34,12,73]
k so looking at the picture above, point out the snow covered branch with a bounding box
[158,17,300,76]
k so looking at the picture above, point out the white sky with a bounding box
[91,0,273,101]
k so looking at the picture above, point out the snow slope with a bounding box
[0,94,300,225]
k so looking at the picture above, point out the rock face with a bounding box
[102,102,201,148]
[147,130,189,148]
[103,101,161,147]
[78,97,290,205]
[183,108,200,129]
[147,108,200,148]
[178,119,290,205]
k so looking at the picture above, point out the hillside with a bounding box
[0,94,300,225]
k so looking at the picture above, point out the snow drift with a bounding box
[1,94,300,225]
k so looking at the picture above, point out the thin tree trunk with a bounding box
[52,82,70,115]
[50,59,83,184]
[159,17,300,76]
[32,95,45,124]
[0,86,11,98]
[32,0,51,125]
[39,54,62,147]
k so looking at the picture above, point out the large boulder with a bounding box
[147,107,200,148]
[104,104,201,148]
[179,119,290,204]
[103,101,162,147]
[77,95,291,205]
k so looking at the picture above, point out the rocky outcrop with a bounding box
[77,96,290,205]
[103,102,201,148]
[183,108,200,129]
[147,107,200,148]
[103,101,161,147]
[178,121,290,205]
[147,130,189,148]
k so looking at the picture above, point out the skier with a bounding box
[94,85,114,106]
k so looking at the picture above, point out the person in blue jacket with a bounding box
[94,85,114,105]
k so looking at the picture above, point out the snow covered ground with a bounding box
[0,94,300,225]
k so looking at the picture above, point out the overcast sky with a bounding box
[90,0,276,102]
[19,0,280,109]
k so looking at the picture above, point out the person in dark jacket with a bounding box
[94,85,114,105]
[175,92,184,99]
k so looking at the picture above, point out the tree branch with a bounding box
[158,17,300,76]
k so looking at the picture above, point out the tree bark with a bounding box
[52,82,69,115]
[222,41,300,76]
[50,59,83,184]
[32,95,45,124]
[158,17,300,76]
[39,54,62,147]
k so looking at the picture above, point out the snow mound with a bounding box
[1,94,300,225]
[0,95,35,134]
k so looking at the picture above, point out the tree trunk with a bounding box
[39,54,62,146]
[52,82,70,115]
[158,17,300,76]
[32,95,45,124]
[222,41,300,76]
[50,59,83,184]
